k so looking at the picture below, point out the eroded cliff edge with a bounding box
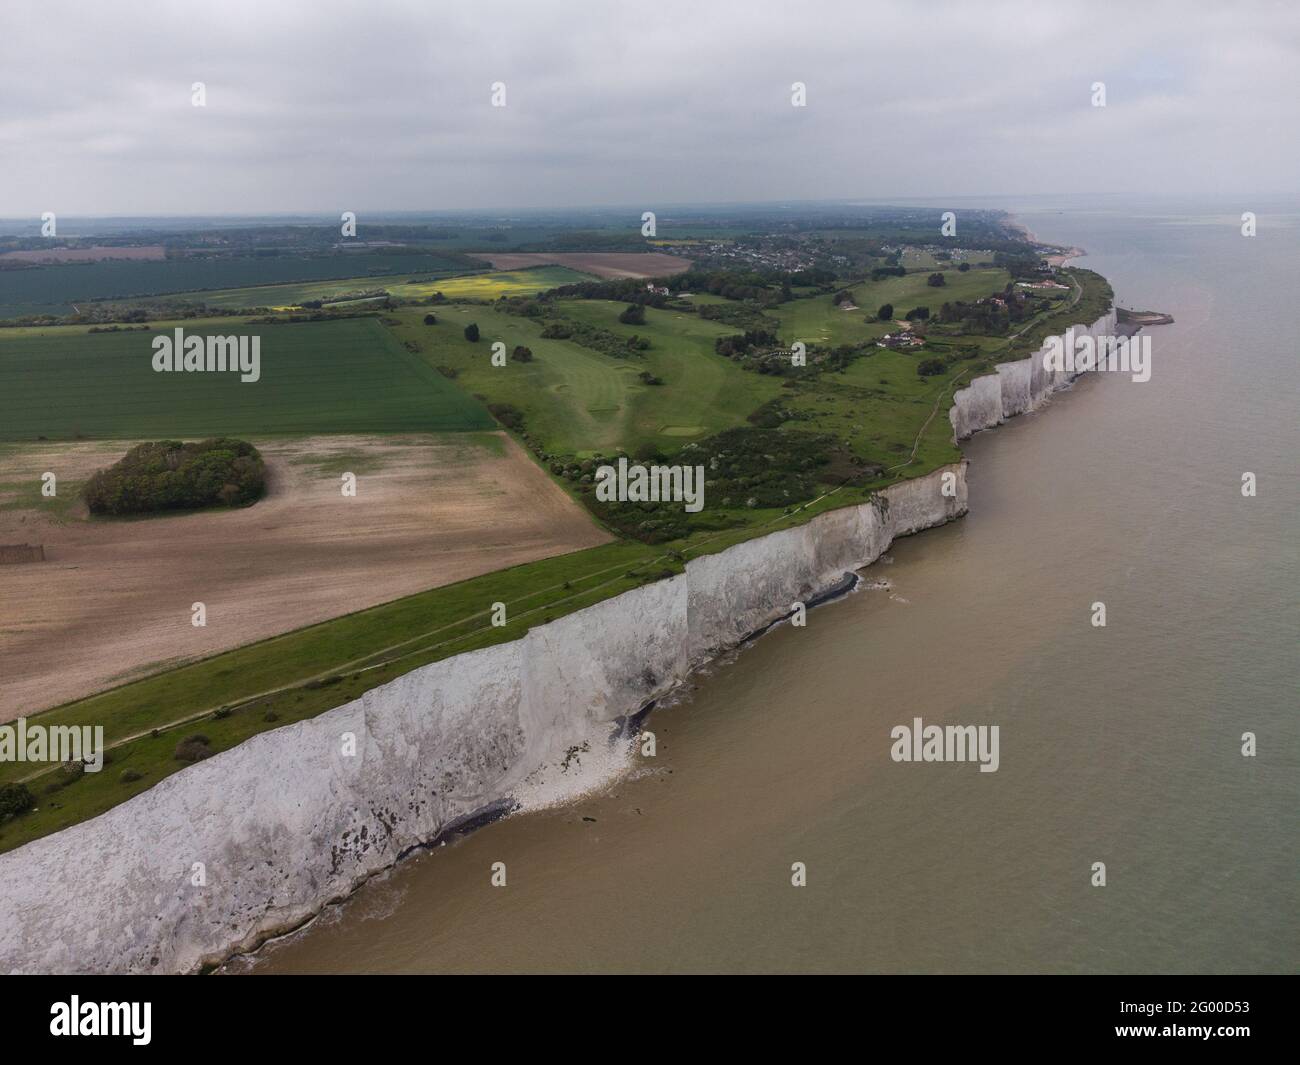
[0,310,1115,975]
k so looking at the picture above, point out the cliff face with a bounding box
[949,310,1118,439]
[0,309,1113,975]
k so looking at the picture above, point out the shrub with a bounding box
[917,358,946,377]
[511,345,534,362]
[927,272,946,287]
[120,769,143,784]
[423,313,438,325]
[0,782,35,819]
[173,734,213,762]
[877,303,894,321]
[82,438,266,516]
[464,322,480,342]
[487,402,525,430]
[618,304,646,326]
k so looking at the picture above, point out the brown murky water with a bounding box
[240,203,1299,974]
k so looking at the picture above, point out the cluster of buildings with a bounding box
[692,237,832,273]
[876,331,925,350]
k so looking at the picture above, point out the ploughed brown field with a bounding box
[468,251,692,279]
[0,433,610,719]
[0,245,167,263]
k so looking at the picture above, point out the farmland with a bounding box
[157,265,595,310]
[469,252,693,279]
[0,252,476,318]
[0,210,1113,853]
[0,432,610,718]
[0,317,493,440]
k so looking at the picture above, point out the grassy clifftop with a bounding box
[0,259,1112,854]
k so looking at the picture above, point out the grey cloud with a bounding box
[0,0,1296,214]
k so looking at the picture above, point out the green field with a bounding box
[0,316,493,440]
[168,265,595,310]
[770,267,1011,348]
[0,260,1112,853]
[388,301,784,457]
[0,253,477,319]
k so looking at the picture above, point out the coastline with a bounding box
[0,303,1117,975]
[1001,212,1085,266]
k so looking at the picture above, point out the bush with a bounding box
[917,358,946,377]
[511,345,534,362]
[82,438,266,516]
[877,303,894,321]
[618,304,646,326]
[927,272,946,287]
[423,313,438,325]
[464,322,480,342]
[957,262,970,272]
[120,769,143,784]
[487,402,525,430]
[0,782,35,819]
[173,734,213,763]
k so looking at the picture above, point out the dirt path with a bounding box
[0,433,609,718]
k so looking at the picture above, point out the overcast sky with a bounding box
[2,0,1297,216]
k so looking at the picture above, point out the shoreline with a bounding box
[1003,212,1085,266]
[232,304,1122,973]
[0,304,1119,975]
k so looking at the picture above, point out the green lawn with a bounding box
[0,317,492,440]
[390,301,783,457]
[771,267,1011,348]
[782,348,967,473]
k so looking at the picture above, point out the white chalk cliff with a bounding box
[0,310,1113,974]
[949,309,1118,439]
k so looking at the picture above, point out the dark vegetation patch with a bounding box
[571,427,869,542]
[82,438,266,516]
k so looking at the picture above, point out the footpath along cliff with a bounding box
[0,311,1116,974]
